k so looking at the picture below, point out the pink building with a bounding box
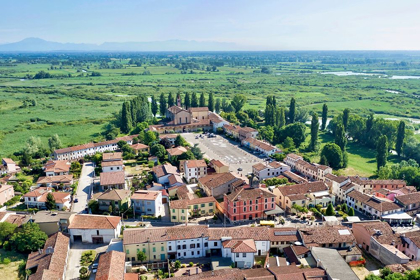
[223,187,276,223]
[0,184,14,205]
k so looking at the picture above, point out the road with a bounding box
[72,162,94,213]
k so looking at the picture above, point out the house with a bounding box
[348,177,407,194]
[68,214,122,243]
[241,138,280,156]
[152,163,180,185]
[0,184,15,205]
[131,143,150,154]
[43,160,70,176]
[311,247,359,280]
[96,250,126,280]
[299,225,356,249]
[168,174,184,188]
[221,239,256,268]
[224,187,276,223]
[100,171,126,190]
[283,245,311,265]
[26,232,70,280]
[400,230,420,261]
[209,159,229,174]
[23,187,71,210]
[166,146,188,159]
[36,175,73,188]
[1,158,19,174]
[26,211,75,235]
[273,181,332,212]
[223,124,258,140]
[352,221,410,265]
[283,153,303,170]
[294,160,332,181]
[159,134,178,146]
[0,212,27,227]
[170,196,216,223]
[97,189,131,212]
[183,159,207,183]
[209,112,228,132]
[53,135,137,161]
[268,228,299,254]
[198,172,244,199]
[131,190,163,217]
[395,192,420,215]
[325,173,351,202]
[166,106,192,124]
[101,160,124,173]
[252,161,290,180]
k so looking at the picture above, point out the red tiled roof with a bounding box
[185,159,207,169]
[23,187,51,198]
[96,250,126,280]
[103,152,123,161]
[131,190,161,201]
[277,181,328,196]
[395,192,420,206]
[299,225,356,247]
[131,143,149,150]
[222,239,257,253]
[100,171,125,186]
[43,160,70,173]
[210,159,228,168]
[2,158,16,165]
[198,172,242,190]
[37,175,73,185]
[225,187,276,201]
[69,215,121,229]
[101,160,124,167]
[243,137,278,152]
[166,146,187,156]
[188,107,209,112]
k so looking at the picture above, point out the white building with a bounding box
[1,158,19,174]
[102,160,124,173]
[68,214,121,243]
[152,164,180,185]
[43,160,70,176]
[209,112,229,132]
[183,160,207,183]
[284,153,303,170]
[22,187,71,210]
[252,161,290,180]
[241,138,280,156]
[131,190,163,217]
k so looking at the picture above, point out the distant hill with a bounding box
[0,37,241,52]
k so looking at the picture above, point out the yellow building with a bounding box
[189,107,209,120]
[209,159,229,174]
[169,196,216,223]
[124,228,168,262]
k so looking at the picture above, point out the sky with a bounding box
[1,0,420,50]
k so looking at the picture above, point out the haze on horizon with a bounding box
[1,0,420,51]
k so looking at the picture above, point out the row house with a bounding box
[170,196,216,222]
[348,176,407,194]
[282,170,307,184]
[198,172,245,199]
[53,135,136,161]
[23,187,71,210]
[395,192,420,215]
[43,160,70,176]
[295,160,332,181]
[299,225,356,249]
[223,187,276,222]
[131,190,163,217]
[223,124,258,140]
[283,153,303,170]
[102,152,124,173]
[241,137,280,156]
[252,161,290,180]
[183,159,207,183]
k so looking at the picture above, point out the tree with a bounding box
[289,98,296,123]
[191,144,203,159]
[283,137,296,150]
[45,193,56,210]
[275,123,306,148]
[265,105,274,126]
[0,222,17,243]
[174,135,188,147]
[320,143,343,169]
[48,134,62,151]
[335,123,347,151]
[144,131,157,145]
[348,207,355,216]
[341,203,348,213]
[199,92,206,107]
[79,267,88,278]
[191,92,198,107]
[151,96,158,117]
[184,92,191,109]
[320,155,328,165]
[121,101,132,133]
[137,251,147,262]
[174,260,182,270]
[159,93,167,117]
[276,107,286,128]
[159,138,172,149]
[259,126,274,143]
[376,135,388,170]
[24,136,42,156]
[325,203,335,216]
[309,112,319,151]
[321,104,328,130]
[342,108,350,131]
[215,98,221,113]
[208,92,214,112]
[396,121,405,156]
[231,94,247,113]
[167,92,174,107]
[10,222,48,252]
[151,144,166,159]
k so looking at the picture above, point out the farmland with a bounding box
[0,51,419,175]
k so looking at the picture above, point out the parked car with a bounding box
[74,198,79,203]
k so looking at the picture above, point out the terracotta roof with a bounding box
[168,174,183,186]
[2,158,16,165]
[170,199,189,209]
[27,232,70,280]
[187,196,216,205]
[285,153,303,160]
[42,192,70,204]
[268,228,298,242]
[130,143,149,151]
[97,189,131,201]
[325,173,349,184]
[103,152,123,161]
[395,192,420,206]
[288,194,307,201]
[101,160,124,167]
[188,107,209,112]
[198,172,242,189]
[402,230,420,248]
[253,163,267,172]
[170,268,246,280]
[225,187,276,202]
[37,175,73,185]
[5,214,26,226]
[124,273,138,280]
[166,146,187,156]
[168,106,186,114]
[159,134,178,139]
[243,137,278,152]
[208,227,270,241]
[353,221,402,245]
[347,190,402,212]
[208,112,226,124]
[282,171,307,183]
[341,182,357,192]
[296,159,317,172]
[0,184,13,193]
[222,239,257,253]
[153,163,179,178]
[299,225,356,247]
[43,160,70,173]
[96,250,126,280]
[268,266,326,280]
[68,215,121,229]
[131,190,161,201]
[176,185,193,200]
[23,187,51,198]
[210,159,228,168]
[185,159,207,169]
[100,171,125,186]
[277,181,328,197]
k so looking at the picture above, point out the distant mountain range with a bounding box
[0,37,242,52]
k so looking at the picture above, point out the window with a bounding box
[182,245,186,249]
[201,210,205,214]
[201,204,205,207]
[182,209,185,213]
[256,206,258,210]
[143,248,146,253]
[243,253,246,257]
[209,202,213,206]
[192,251,194,256]
[236,253,239,258]
[250,201,252,205]
[190,244,195,249]
[214,242,217,246]
[126,249,129,254]
[243,215,246,219]
[204,242,208,247]
[197,243,200,248]
[233,209,236,214]
[183,252,186,256]
[172,216,176,220]
[179,117,182,123]
[209,209,213,213]
[97,230,100,235]
[194,205,198,209]
[185,117,188,123]
[256,200,258,204]
[153,255,156,259]
[244,202,246,206]
[243,207,246,212]
[177,245,180,250]
[161,246,164,251]
[153,247,156,252]
[172,209,175,213]
[249,206,252,211]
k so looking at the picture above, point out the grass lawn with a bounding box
[0,249,26,280]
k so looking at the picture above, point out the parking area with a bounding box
[183,133,264,177]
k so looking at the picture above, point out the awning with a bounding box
[265,205,284,215]
[382,212,413,220]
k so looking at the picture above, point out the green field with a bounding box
[0,52,419,177]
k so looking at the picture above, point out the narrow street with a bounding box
[71,162,95,213]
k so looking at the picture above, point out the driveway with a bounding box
[65,242,108,280]
[72,162,95,213]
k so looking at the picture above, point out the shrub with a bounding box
[189,262,194,267]
[2,257,11,265]
[80,250,96,266]
[140,276,147,280]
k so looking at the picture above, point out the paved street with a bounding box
[183,133,264,177]
[72,162,95,213]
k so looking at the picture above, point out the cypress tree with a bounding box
[326,203,335,216]
[335,123,347,151]
[289,98,296,124]
[309,112,319,151]
[215,98,221,113]
[151,96,158,117]
[191,92,198,107]
[265,105,274,126]
[167,92,174,107]
[184,92,191,109]
[159,92,167,117]
[364,113,374,145]
[199,92,206,107]
[376,135,388,170]
[130,98,138,126]
[343,108,350,131]
[396,121,405,156]
[208,92,215,112]
[321,104,328,130]
[121,101,132,133]
[278,107,286,128]
[348,207,355,216]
